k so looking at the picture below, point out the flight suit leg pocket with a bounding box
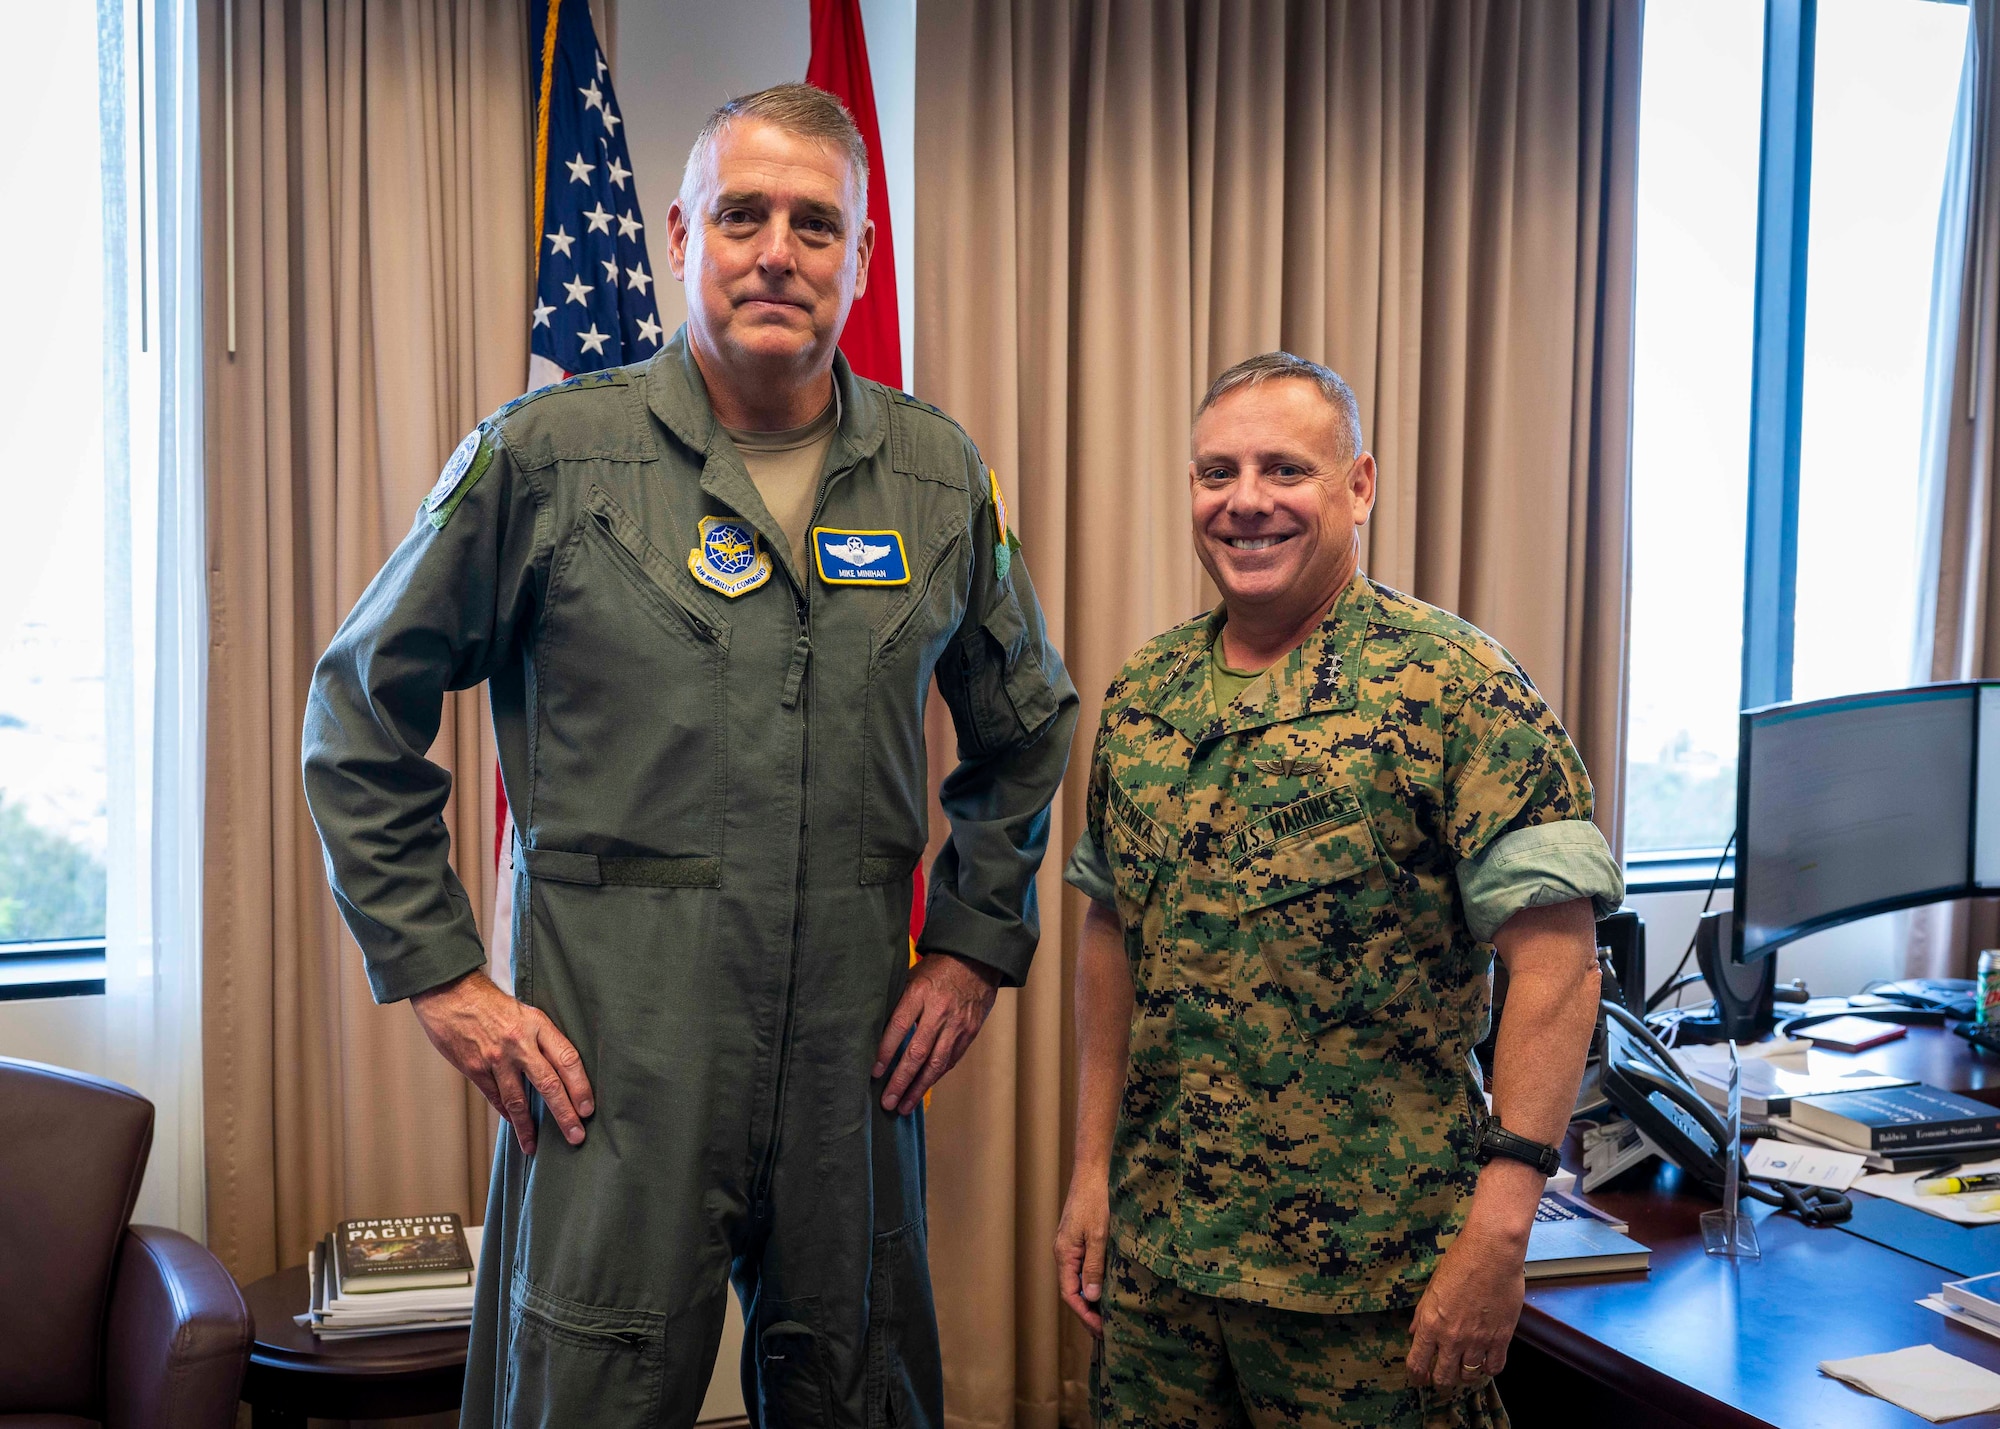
[866,1222,941,1428]
[754,1297,836,1425]
[503,1273,665,1427]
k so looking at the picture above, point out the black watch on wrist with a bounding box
[1474,1119,1561,1177]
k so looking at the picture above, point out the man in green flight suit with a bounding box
[1054,352,1623,1427]
[303,84,1077,1428]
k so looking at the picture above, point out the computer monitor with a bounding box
[1734,683,1996,962]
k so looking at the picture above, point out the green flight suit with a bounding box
[301,329,1078,1428]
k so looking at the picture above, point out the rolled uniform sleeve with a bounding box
[1063,825,1117,911]
[301,424,544,1004]
[924,477,1081,985]
[1442,668,1621,940]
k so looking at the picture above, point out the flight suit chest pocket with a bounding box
[1229,784,1429,1041]
[536,485,728,858]
[858,527,968,883]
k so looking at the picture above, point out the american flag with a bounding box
[529,0,661,384]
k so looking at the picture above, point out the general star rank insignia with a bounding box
[688,516,772,597]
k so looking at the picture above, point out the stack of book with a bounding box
[296,1213,480,1340]
[1764,1084,2000,1172]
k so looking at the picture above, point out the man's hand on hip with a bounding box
[873,952,1001,1115]
[410,969,594,1155]
[1403,1191,1531,1391]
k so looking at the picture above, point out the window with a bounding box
[1624,0,1970,860]
[0,5,110,949]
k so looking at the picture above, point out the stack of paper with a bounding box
[295,1225,483,1340]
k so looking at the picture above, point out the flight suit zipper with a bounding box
[756,576,816,1202]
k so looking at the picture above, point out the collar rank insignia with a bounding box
[1253,755,1324,778]
[813,527,910,586]
[688,515,772,598]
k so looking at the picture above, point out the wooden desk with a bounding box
[1506,1026,2000,1428]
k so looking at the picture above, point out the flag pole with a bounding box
[531,0,562,276]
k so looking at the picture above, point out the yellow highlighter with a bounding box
[1917,1171,2000,1196]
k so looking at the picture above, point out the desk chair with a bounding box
[0,1057,251,1429]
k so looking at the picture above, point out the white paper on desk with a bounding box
[1856,1160,2000,1225]
[1743,1137,1867,1190]
[1820,1344,2000,1422]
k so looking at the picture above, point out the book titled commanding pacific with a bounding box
[334,1213,474,1294]
[1789,1084,2000,1152]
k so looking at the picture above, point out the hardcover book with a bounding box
[333,1213,474,1293]
[1789,1085,2000,1152]
[1524,1193,1650,1281]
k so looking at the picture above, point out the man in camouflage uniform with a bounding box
[1054,352,1622,1427]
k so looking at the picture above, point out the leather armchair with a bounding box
[0,1057,251,1428]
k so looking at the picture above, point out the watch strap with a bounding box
[1477,1120,1562,1177]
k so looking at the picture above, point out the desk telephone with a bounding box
[1597,999,1852,1225]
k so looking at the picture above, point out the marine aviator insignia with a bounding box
[813,528,910,585]
[1253,755,1325,778]
[688,515,772,598]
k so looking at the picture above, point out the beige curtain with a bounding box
[1909,1,2000,979]
[914,3,1640,1424]
[200,0,530,1281]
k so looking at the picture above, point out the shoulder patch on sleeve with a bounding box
[424,426,495,530]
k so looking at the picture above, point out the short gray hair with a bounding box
[679,82,869,215]
[1196,352,1364,460]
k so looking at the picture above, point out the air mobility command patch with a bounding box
[813,528,910,585]
[423,427,494,530]
[688,516,773,597]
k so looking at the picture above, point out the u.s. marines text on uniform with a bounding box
[1056,353,1620,1428]
[304,85,1077,1428]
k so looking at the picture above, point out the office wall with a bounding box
[1628,887,1902,1005]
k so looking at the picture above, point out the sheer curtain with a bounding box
[100,0,207,1239]
[1909,4,1997,978]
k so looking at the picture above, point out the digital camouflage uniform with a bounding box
[304,329,1078,1428]
[1067,573,1619,1429]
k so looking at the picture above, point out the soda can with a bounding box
[1980,950,2000,1026]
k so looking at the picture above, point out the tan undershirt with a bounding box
[720,392,840,577]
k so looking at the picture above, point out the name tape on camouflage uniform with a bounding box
[813,528,910,586]
[688,515,773,597]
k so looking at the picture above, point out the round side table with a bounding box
[239,1265,470,1427]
